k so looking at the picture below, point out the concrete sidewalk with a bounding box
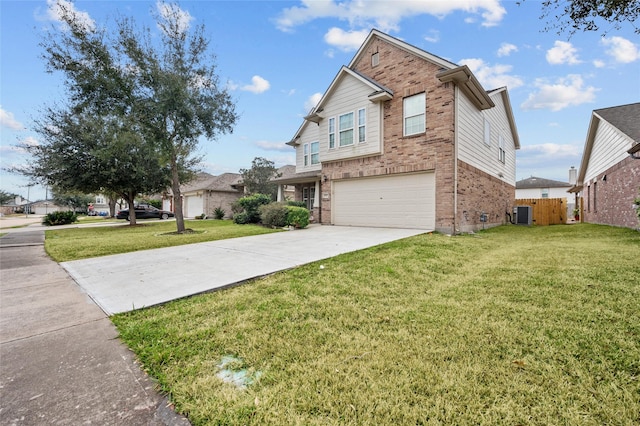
[0,231,190,425]
[62,225,426,315]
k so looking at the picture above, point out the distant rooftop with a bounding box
[516,176,570,189]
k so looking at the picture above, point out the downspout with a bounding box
[453,85,459,235]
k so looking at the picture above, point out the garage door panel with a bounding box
[332,173,435,229]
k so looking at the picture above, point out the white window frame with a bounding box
[310,141,319,165]
[403,93,425,136]
[498,134,506,164]
[328,117,336,149]
[357,108,366,143]
[303,143,309,166]
[484,118,491,146]
[339,112,354,147]
[541,188,549,198]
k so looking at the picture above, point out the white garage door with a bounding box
[332,172,435,229]
[185,195,204,218]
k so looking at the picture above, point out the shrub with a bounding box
[235,194,272,223]
[233,212,249,224]
[286,206,309,229]
[287,200,307,208]
[259,203,289,228]
[43,211,78,226]
[213,206,226,220]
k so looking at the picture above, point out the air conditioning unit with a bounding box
[515,206,532,225]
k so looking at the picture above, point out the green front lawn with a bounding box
[112,224,640,425]
[45,220,280,262]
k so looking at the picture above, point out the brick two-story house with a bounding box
[273,29,520,234]
[569,102,640,228]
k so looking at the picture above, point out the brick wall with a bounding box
[457,161,515,232]
[583,156,640,229]
[206,191,242,219]
[319,37,457,232]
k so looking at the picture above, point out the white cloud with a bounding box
[156,1,193,35]
[593,59,606,68]
[601,36,639,63]
[255,140,292,152]
[546,41,581,65]
[497,42,517,57]
[304,92,323,113]
[459,58,524,90]
[241,76,271,94]
[0,107,24,130]
[46,0,95,32]
[275,0,506,33]
[521,75,598,111]
[424,29,440,43]
[324,27,369,52]
[520,143,581,159]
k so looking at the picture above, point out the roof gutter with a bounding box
[437,66,495,110]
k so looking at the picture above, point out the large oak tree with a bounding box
[27,1,237,231]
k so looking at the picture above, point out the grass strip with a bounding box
[45,220,279,262]
[112,224,640,425]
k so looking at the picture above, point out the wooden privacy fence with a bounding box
[515,198,567,226]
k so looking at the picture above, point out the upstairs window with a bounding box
[310,141,319,165]
[484,118,491,146]
[303,143,309,166]
[339,112,354,146]
[328,117,336,149]
[404,93,425,136]
[498,134,506,163]
[357,108,366,143]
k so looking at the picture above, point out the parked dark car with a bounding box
[116,205,175,220]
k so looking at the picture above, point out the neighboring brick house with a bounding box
[273,29,520,233]
[169,172,244,219]
[570,103,640,229]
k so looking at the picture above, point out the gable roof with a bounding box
[349,29,458,70]
[181,172,242,194]
[595,103,640,143]
[487,87,520,149]
[516,176,570,189]
[289,66,393,145]
[571,102,640,192]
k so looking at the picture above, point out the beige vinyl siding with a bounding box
[321,74,382,162]
[584,118,634,182]
[457,89,516,184]
[296,122,321,173]
[332,172,435,229]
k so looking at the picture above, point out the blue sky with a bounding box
[1,0,639,201]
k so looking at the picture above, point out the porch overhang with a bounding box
[271,171,321,185]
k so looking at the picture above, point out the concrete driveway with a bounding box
[62,225,426,315]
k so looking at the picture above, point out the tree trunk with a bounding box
[125,192,137,226]
[171,159,185,233]
[108,197,117,218]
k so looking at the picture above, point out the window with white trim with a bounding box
[484,118,491,146]
[310,141,319,165]
[357,108,366,143]
[328,117,336,149]
[303,143,309,166]
[498,134,506,163]
[541,188,549,198]
[404,93,425,136]
[339,112,354,147]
